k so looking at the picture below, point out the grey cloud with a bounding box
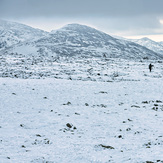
[0,0,163,18]
[85,15,163,36]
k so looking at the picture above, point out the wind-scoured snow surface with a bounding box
[0,57,163,163]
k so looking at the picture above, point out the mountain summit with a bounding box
[49,23,115,48]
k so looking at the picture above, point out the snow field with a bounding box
[0,69,163,163]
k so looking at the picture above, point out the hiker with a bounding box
[149,63,154,72]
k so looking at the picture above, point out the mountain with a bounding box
[129,37,163,55]
[0,19,48,49]
[1,21,163,60]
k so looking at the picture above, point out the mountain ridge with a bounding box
[0,20,163,60]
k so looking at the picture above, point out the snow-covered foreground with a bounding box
[0,71,163,162]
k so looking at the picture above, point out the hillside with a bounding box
[0,19,48,49]
[130,37,163,56]
[1,20,162,60]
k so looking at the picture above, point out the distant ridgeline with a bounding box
[0,19,163,60]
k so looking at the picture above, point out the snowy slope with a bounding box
[0,64,163,162]
[1,22,162,60]
[130,37,163,56]
[0,19,48,49]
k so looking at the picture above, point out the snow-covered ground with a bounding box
[0,58,163,163]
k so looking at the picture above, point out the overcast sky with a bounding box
[0,0,163,41]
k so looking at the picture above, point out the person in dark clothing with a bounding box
[149,63,154,72]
